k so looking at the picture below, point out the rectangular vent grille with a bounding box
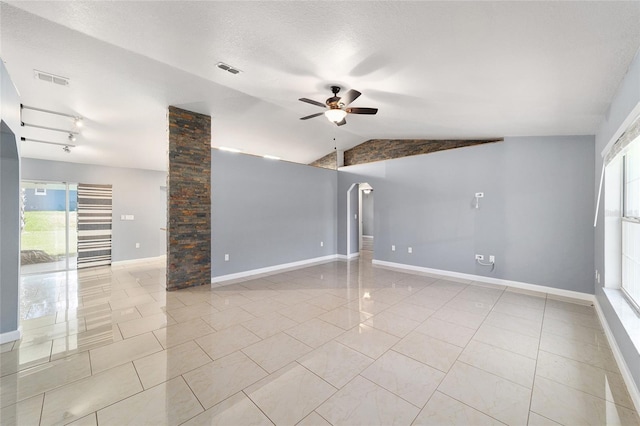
[216,62,241,75]
[34,70,69,86]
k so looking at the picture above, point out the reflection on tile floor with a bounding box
[2,253,639,425]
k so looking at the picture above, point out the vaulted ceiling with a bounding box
[2,1,639,171]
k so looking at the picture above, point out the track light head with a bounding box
[63,145,71,153]
[68,133,76,142]
[74,117,83,127]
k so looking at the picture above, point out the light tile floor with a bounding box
[1,253,639,425]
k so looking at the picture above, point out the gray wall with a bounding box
[1,128,20,336]
[1,60,21,338]
[362,191,374,236]
[21,159,167,262]
[594,49,640,391]
[211,150,337,277]
[338,136,595,293]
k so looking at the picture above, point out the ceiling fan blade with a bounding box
[299,112,325,120]
[336,118,347,126]
[346,107,378,115]
[299,98,327,108]
[339,89,361,107]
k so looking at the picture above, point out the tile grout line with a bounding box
[526,293,548,425]
[15,259,630,425]
[429,285,535,425]
[179,372,207,416]
[37,392,45,426]
[536,303,634,409]
[242,389,278,426]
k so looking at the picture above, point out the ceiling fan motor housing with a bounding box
[327,86,342,106]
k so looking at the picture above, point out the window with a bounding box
[622,139,640,310]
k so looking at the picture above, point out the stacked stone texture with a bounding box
[309,151,338,170]
[167,106,211,291]
[343,139,502,166]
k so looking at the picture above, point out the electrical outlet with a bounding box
[475,254,484,260]
[489,255,495,263]
[408,247,412,254]
[391,245,396,251]
[224,254,229,261]
[320,241,324,247]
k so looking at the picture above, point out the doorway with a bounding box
[20,181,78,274]
[346,182,374,259]
[360,184,374,253]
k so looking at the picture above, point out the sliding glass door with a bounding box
[20,181,78,273]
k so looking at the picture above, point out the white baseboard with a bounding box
[211,255,339,284]
[336,254,356,260]
[335,253,362,261]
[111,255,167,267]
[594,299,640,413]
[372,259,595,302]
[0,328,22,344]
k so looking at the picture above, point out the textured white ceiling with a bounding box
[2,1,639,171]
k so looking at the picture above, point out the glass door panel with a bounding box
[68,184,78,270]
[20,181,77,274]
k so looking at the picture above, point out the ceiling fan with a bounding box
[299,86,378,126]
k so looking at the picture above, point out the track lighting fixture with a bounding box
[21,104,83,126]
[20,104,83,152]
[21,121,80,135]
[21,137,76,149]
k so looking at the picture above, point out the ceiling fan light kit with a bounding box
[325,109,347,123]
[299,85,378,126]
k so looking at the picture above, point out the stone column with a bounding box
[166,106,211,291]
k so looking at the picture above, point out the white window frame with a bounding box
[621,146,640,312]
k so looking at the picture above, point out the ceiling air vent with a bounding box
[216,62,241,75]
[34,70,69,86]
